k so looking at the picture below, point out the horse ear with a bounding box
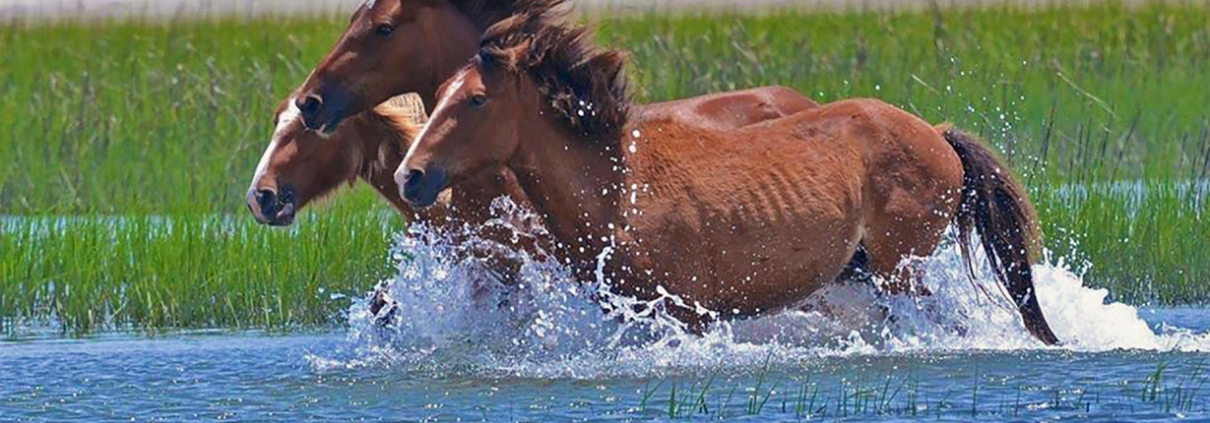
[577,50,628,96]
[591,50,627,85]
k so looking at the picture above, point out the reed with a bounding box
[631,355,1207,420]
[0,200,401,334]
[1,2,1207,214]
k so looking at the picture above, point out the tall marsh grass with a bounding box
[1035,181,1209,304]
[1,2,1207,332]
[2,2,1207,214]
[0,202,401,334]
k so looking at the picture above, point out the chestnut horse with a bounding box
[246,94,537,315]
[247,94,424,225]
[292,0,816,135]
[395,13,1060,344]
[272,0,814,316]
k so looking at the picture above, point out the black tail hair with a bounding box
[944,128,1059,345]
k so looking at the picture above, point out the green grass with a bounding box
[1,2,1208,332]
[606,3,1210,183]
[0,18,342,215]
[2,2,1208,214]
[1036,182,1209,304]
[0,201,401,335]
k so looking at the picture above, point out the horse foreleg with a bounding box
[835,244,872,285]
[368,282,399,325]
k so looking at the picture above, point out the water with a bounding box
[4,201,1210,421]
[2,312,1208,421]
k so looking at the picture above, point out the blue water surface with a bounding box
[2,309,1208,422]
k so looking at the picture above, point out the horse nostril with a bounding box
[403,170,425,192]
[296,94,323,117]
[256,189,278,212]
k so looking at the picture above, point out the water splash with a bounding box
[309,198,1210,378]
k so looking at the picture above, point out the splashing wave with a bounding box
[308,198,1210,378]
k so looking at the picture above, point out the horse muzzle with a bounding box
[247,186,297,226]
[398,167,448,208]
[295,84,355,135]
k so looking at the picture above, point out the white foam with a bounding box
[310,197,1210,378]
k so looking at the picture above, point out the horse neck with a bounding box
[509,120,626,264]
[415,48,476,113]
[415,8,482,111]
[349,114,413,215]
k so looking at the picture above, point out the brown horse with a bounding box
[292,0,816,135]
[247,94,424,226]
[246,94,536,315]
[272,0,814,316]
[395,12,1060,344]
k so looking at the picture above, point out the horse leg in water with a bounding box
[860,160,961,296]
[370,88,817,321]
[797,125,961,321]
[368,167,546,322]
[366,227,531,325]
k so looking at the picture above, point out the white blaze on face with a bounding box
[400,71,467,180]
[250,99,302,192]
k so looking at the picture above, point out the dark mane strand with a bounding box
[451,0,571,30]
[479,9,630,139]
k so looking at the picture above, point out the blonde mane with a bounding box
[373,93,426,141]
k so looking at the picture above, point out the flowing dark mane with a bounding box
[478,9,630,139]
[452,0,571,30]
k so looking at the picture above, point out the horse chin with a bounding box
[298,104,347,136]
[401,166,450,208]
[404,189,441,208]
[266,202,297,227]
[405,180,448,209]
[314,113,345,137]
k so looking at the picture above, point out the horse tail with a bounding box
[941,127,1060,345]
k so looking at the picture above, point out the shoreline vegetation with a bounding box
[2,1,1207,334]
[3,0,1200,24]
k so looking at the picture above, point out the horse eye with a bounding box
[375,24,394,36]
[469,95,488,109]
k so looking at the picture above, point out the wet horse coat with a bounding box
[293,0,817,135]
[246,95,538,314]
[256,0,818,314]
[395,11,1060,344]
